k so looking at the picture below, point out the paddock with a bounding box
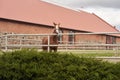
[0,32,120,52]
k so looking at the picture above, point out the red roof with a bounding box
[0,0,119,33]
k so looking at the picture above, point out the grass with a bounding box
[1,49,120,57]
[73,53,115,57]
[59,50,120,57]
[0,50,4,55]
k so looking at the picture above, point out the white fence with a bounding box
[0,32,120,52]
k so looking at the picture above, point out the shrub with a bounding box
[0,49,120,80]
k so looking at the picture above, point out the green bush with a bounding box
[0,49,120,80]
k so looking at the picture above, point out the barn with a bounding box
[0,0,120,45]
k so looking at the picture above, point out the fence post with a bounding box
[47,35,50,52]
[20,36,22,49]
[0,36,1,50]
[5,34,8,51]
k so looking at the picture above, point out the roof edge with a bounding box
[92,13,119,32]
[0,18,54,28]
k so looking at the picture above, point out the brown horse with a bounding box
[42,23,60,52]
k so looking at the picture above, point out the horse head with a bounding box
[53,22,60,34]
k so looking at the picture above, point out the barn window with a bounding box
[58,30,63,44]
[106,36,111,44]
[112,37,116,44]
[69,31,75,44]
[106,36,116,44]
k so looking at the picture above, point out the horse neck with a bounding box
[53,29,57,33]
[50,32,58,42]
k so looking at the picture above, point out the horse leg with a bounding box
[49,47,52,52]
[54,49,57,52]
[53,47,57,52]
[42,46,47,52]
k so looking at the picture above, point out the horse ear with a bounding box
[58,23,60,26]
[53,22,56,26]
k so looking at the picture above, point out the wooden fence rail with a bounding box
[0,32,120,52]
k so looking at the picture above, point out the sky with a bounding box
[42,0,120,30]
